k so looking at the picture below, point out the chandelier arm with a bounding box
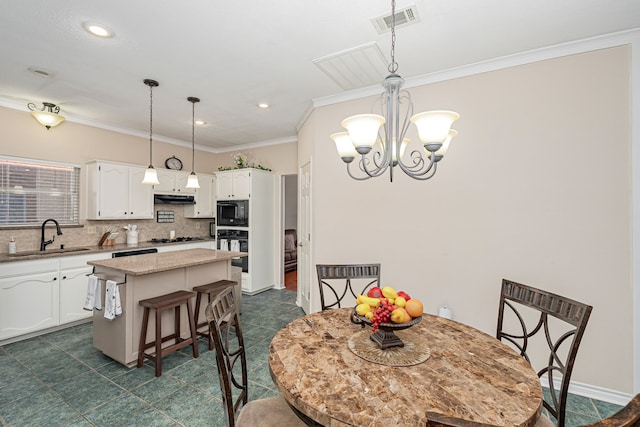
[359,155,387,178]
[396,149,438,178]
[346,162,373,181]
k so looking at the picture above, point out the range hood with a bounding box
[153,194,195,204]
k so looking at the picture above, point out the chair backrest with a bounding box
[284,229,297,251]
[582,393,640,427]
[497,279,593,427]
[206,286,248,427]
[316,263,380,311]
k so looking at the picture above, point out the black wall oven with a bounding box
[217,200,249,227]
[217,228,248,273]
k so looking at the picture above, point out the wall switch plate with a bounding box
[86,226,97,234]
[195,222,201,229]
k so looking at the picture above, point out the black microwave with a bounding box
[217,200,249,227]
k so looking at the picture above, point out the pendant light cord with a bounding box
[191,100,195,172]
[149,84,153,165]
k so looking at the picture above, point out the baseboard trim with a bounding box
[541,374,633,406]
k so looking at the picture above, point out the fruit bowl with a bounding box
[350,309,422,349]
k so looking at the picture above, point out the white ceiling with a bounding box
[1,1,638,152]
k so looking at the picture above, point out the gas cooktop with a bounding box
[147,237,206,244]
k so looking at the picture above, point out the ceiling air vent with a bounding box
[371,4,420,34]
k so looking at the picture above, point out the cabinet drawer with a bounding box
[0,259,59,279]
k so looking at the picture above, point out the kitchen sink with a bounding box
[9,247,92,257]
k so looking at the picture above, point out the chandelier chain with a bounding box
[388,0,398,74]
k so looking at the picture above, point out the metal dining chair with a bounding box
[316,263,381,311]
[205,287,306,427]
[426,393,640,426]
[497,279,593,427]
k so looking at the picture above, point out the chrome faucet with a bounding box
[40,218,63,251]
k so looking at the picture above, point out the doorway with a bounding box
[282,174,298,292]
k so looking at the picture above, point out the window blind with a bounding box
[0,157,80,226]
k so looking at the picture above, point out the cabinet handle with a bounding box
[62,276,67,280]
[53,277,57,281]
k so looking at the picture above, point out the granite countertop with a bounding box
[269,308,542,427]
[88,248,246,276]
[0,238,216,263]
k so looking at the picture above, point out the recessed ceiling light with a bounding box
[82,21,114,38]
[195,120,206,126]
[257,103,270,109]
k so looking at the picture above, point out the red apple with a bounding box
[367,287,383,298]
[397,291,411,301]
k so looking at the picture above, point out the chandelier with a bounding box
[331,0,460,181]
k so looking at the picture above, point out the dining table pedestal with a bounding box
[269,308,542,427]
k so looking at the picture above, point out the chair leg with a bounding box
[207,292,214,350]
[137,307,150,368]
[154,308,162,377]
[186,298,199,359]
[174,305,181,345]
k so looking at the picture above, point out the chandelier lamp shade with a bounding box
[27,102,65,129]
[141,79,160,185]
[185,96,200,189]
[331,0,460,182]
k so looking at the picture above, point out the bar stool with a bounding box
[193,280,236,350]
[137,290,199,377]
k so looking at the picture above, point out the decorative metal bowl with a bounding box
[350,309,422,349]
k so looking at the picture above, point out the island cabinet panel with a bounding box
[89,249,239,366]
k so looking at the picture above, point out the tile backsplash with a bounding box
[0,205,214,254]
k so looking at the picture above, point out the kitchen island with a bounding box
[87,248,245,366]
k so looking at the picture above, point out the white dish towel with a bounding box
[104,280,122,321]
[220,239,228,251]
[230,239,240,252]
[83,274,102,311]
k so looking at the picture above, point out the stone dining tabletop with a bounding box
[268,308,542,427]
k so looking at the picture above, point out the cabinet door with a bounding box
[175,171,196,194]
[59,267,94,324]
[154,169,176,193]
[233,170,251,199]
[185,174,214,218]
[98,163,129,218]
[0,272,59,340]
[128,166,154,219]
[216,173,234,200]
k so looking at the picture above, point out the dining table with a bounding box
[268,308,543,427]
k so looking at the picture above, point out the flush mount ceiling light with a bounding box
[185,97,201,189]
[331,0,460,182]
[257,103,270,109]
[82,21,114,38]
[141,79,160,185]
[27,102,65,129]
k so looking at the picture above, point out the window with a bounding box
[0,156,80,226]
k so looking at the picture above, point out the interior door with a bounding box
[298,161,311,313]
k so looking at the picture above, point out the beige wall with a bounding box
[0,107,297,252]
[301,46,632,393]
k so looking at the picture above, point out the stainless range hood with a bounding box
[153,194,195,204]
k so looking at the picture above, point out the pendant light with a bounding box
[185,96,200,189]
[142,79,160,185]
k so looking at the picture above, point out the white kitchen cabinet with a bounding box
[184,174,216,218]
[0,259,59,341]
[216,169,251,200]
[154,170,196,195]
[86,161,154,220]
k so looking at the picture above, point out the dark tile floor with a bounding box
[0,289,623,426]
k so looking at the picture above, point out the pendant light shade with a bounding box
[142,79,160,185]
[185,96,200,189]
[27,102,65,129]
